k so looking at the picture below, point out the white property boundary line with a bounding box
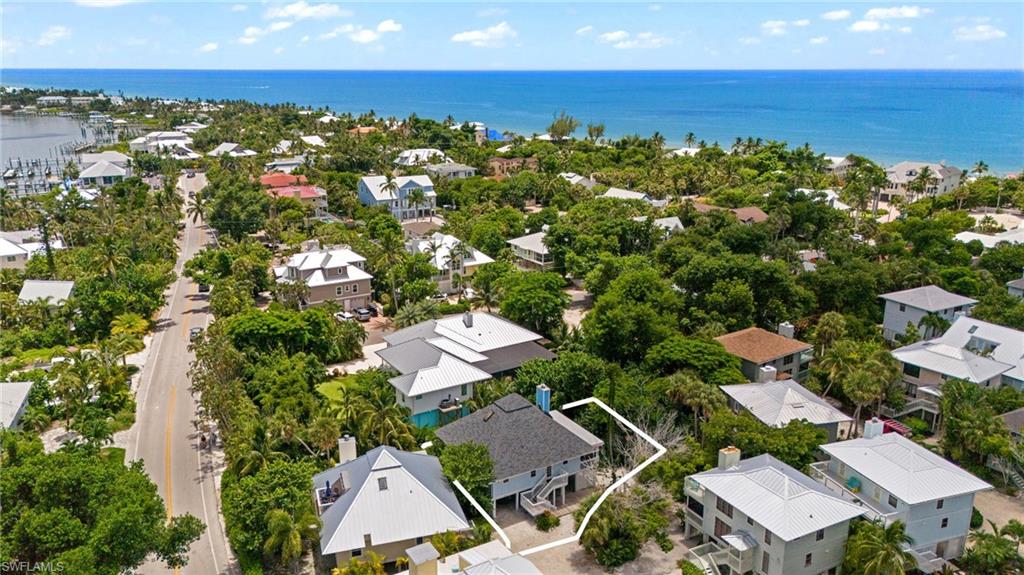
[453,396,667,556]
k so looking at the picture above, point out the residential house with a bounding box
[425,163,477,180]
[506,231,553,271]
[632,215,684,236]
[1008,272,1024,298]
[880,285,977,342]
[36,95,69,107]
[487,157,538,178]
[720,379,853,441]
[399,540,542,575]
[166,145,201,160]
[18,280,75,306]
[690,202,769,224]
[78,151,130,170]
[207,142,258,158]
[347,126,378,136]
[0,230,65,270]
[715,325,814,382]
[260,173,327,217]
[129,131,194,153]
[357,175,436,221]
[78,160,128,188]
[435,390,602,517]
[264,156,306,174]
[259,173,308,188]
[313,441,470,568]
[683,448,864,575]
[379,312,554,427]
[600,187,670,209]
[558,172,598,189]
[881,162,962,202]
[1000,407,1024,441]
[668,147,702,158]
[318,114,339,124]
[272,243,372,310]
[408,232,493,294]
[401,220,443,240]
[823,156,854,179]
[172,121,208,133]
[0,381,34,430]
[271,136,325,155]
[395,148,450,167]
[954,226,1024,250]
[813,420,992,570]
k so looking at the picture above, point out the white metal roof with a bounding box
[207,142,257,157]
[892,315,1024,383]
[433,312,543,353]
[692,453,865,541]
[410,233,493,272]
[954,227,1024,249]
[820,432,992,504]
[0,381,33,429]
[880,285,977,312]
[506,231,548,255]
[720,379,852,428]
[394,148,450,166]
[18,280,75,305]
[360,175,435,202]
[601,187,649,201]
[461,555,542,575]
[284,246,367,270]
[300,135,326,147]
[79,160,127,179]
[79,151,129,166]
[389,353,491,396]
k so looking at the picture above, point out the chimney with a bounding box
[758,365,777,383]
[462,311,473,328]
[777,322,795,339]
[338,435,357,464]
[536,384,551,414]
[718,446,741,470]
[863,417,885,439]
[406,542,440,575]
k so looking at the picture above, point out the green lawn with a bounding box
[316,374,360,402]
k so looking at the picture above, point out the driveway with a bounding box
[973,489,1024,533]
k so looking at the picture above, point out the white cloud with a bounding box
[230,4,247,12]
[264,1,347,20]
[300,35,310,44]
[869,48,886,55]
[575,25,593,36]
[238,21,292,44]
[198,42,218,53]
[898,26,912,34]
[74,0,136,7]
[864,6,932,20]
[318,24,353,41]
[849,20,887,32]
[274,46,285,54]
[476,7,507,18]
[610,31,671,50]
[954,24,1007,42]
[37,25,70,46]
[349,29,380,44]
[377,19,402,33]
[809,36,829,44]
[451,21,517,48]
[269,21,293,32]
[822,9,852,21]
[738,36,762,45]
[761,20,788,36]
[792,19,810,27]
[598,30,630,43]
[1,38,23,54]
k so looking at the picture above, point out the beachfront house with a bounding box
[207,142,258,158]
[0,230,66,271]
[879,285,977,342]
[506,231,554,271]
[881,161,962,202]
[78,160,128,188]
[357,175,436,221]
[272,242,372,310]
[434,390,602,517]
[683,448,864,575]
[313,441,470,568]
[425,163,477,180]
[378,312,554,427]
[714,325,814,382]
[408,232,493,294]
[0,381,34,430]
[394,148,450,167]
[36,95,69,107]
[823,155,854,179]
[720,379,854,441]
[812,419,992,571]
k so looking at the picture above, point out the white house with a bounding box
[78,160,127,188]
[507,231,553,271]
[394,148,450,167]
[207,142,257,158]
[823,156,854,178]
[795,188,851,211]
[632,215,684,236]
[357,175,436,221]
[18,280,75,305]
[78,151,130,170]
[954,226,1024,250]
[558,172,598,189]
[879,285,978,342]
[264,156,306,174]
[313,442,470,568]
[129,131,194,153]
[720,379,854,441]
[813,420,992,571]
[271,136,326,155]
[172,121,208,133]
[0,230,66,271]
[881,161,962,202]
[683,448,865,575]
[424,163,477,180]
[0,381,34,429]
[407,232,493,294]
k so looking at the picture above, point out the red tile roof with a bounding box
[265,185,324,200]
[260,172,308,188]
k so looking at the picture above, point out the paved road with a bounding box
[133,173,235,575]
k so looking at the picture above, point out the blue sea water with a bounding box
[3,69,1022,173]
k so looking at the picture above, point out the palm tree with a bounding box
[848,520,915,575]
[972,160,989,177]
[393,299,441,328]
[263,507,320,569]
[684,132,696,149]
[357,385,415,450]
[186,193,206,224]
[964,525,1019,574]
[910,165,939,202]
[328,384,363,434]
[110,312,149,338]
[1000,519,1024,553]
[469,281,500,312]
[665,372,724,439]
[406,187,427,222]
[818,339,858,398]
[919,312,951,339]
[844,368,882,433]
[332,551,387,575]
[375,230,406,311]
[813,312,847,360]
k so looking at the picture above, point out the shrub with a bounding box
[971,507,984,529]
[536,510,560,532]
[902,416,931,437]
[679,560,705,575]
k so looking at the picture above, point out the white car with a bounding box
[334,311,355,322]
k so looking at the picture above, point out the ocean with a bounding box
[2,69,1022,173]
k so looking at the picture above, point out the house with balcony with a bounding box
[813,419,992,571]
[434,389,602,517]
[881,161,962,202]
[378,312,555,427]
[408,233,493,294]
[487,157,538,178]
[714,325,814,382]
[683,447,864,575]
[261,172,328,217]
[313,439,470,569]
[880,285,977,342]
[78,160,128,188]
[272,242,372,310]
[506,230,553,271]
[0,230,66,271]
[129,131,194,154]
[720,379,853,442]
[358,175,437,221]
[78,151,130,171]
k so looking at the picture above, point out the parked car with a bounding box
[334,311,355,322]
[354,308,372,322]
[197,284,210,293]
[367,304,379,317]
[430,293,448,302]
[189,327,204,341]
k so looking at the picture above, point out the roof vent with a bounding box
[482,410,494,422]
[463,311,473,328]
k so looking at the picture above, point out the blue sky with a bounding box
[1,1,1021,70]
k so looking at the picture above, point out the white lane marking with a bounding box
[197,445,221,574]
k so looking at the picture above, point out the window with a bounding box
[941,518,948,529]
[416,537,423,544]
[937,499,944,509]
[899,304,907,312]
[716,496,733,519]
[805,553,813,567]
[345,285,351,293]
[415,395,422,400]
[784,354,794,365]
[714,518,731,538]
[888,494,898,508]
[903,364,921,378]
[5,256,14,262]
[764,530,772,545]
[531,470,537,478]
[816,529,825,541]
[378,477,388,491]
[460,384,468,396]
[352,284,358,293]
[746,516,754,526]
[351,549,362,557]
[336,286,344,296]
[761,551,770,573]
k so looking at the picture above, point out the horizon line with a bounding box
[3,67,1023,73]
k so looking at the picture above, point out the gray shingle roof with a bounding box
[880,285,977,312]
[434,394,597,480]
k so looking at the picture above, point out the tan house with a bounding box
[487,156,538,178]
[715,325,813,382]
[274,242,372,310]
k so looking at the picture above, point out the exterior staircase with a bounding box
[519,473,568,517]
